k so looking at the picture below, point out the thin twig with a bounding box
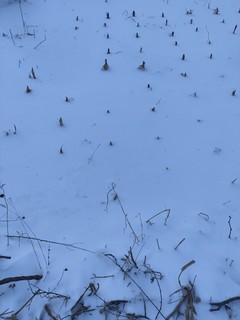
[91,274,114,279]
[174,238,186,250]
[19,0,26,32]
[9,200,48,268]
[34,35,46,49]
[103,253,166,319]
[198,212,209,221]
[105,183,116,212]
[0,186,9,246]
[145,267,163,317]
[228,216,232,239]
[88,144,101,164]
[210,296,240,311]
[15,289,40,315]
[205,25,211,43]
[7,235,94,253]
[30,284,70,301]
[9,29,16,46]
[112,184,139,242]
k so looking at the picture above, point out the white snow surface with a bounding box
[0,0,240,319]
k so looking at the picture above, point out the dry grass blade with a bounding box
[146,209,170,225]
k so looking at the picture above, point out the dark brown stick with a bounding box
[0,275,42,286]
[228,216,232,239]
[210,296,240,311]
[0,255,11,259]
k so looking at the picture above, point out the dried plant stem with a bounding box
[15,289,41,316]
[178,260,196,289]
[174,238,186,250]
[34,35,46,50]
[210,296,240,311]
[9,29,16,46]
[228,216,232,239]
[111,184,139,242]
[19,0,26,32]
[0,186,9,246]
[103,253,166,320]
[166,295,187,320]
[91,274,114,279]
[7,235,94,253]
[146,209,170,225]
[88,143,101,163]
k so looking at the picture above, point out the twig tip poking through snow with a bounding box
[29,67,36,79]
[26,85,32,93]
[232,25,237,34]
[102,59,109,71]
[59,117,64,127]
[138,61,145,70]
[228,216,233,239]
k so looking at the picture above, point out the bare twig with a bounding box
[105,183,116,212]
[210,296,240,311]
[0,185,9,245]
[91,274,114,279]
[15,289,40,316]
[103,253,166,319]
[44,304,57,320]
[7,235,94,253]
[52,268,68,291]
[0,309,13,318]
[228,216,232,239]
[174,238,186,250]
[205,25,211,43]
[9,29,16,46]
[71,285,95,319]
[88,144,101,163]
[34,35,46,50]
[0,255,11,259]
[198,212,209,221]
[111,184,139,242]
[30,284,70,301]
[144,267,163,316]
[19,0,26,32]
[0,274,42,286]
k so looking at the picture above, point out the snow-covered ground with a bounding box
[0,0,239,319]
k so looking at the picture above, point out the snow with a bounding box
[0,0,240,319]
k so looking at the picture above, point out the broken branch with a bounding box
[0,274,42,286]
